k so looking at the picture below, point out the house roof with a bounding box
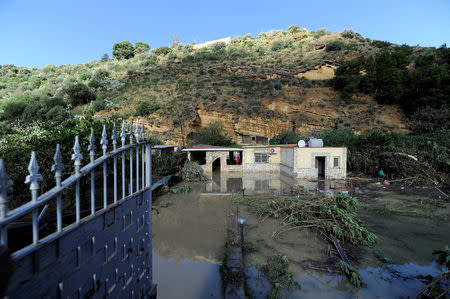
[183,144,243,151]
[268,144,298,147]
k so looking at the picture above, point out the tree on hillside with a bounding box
[191,122,232,146]
[66,82,95,106]
[172,34,179,48]
[135,42,150,54]
[113,41,134,59]
[101,53,109,61]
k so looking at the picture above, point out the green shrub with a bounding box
[181,162,208,182]
[1,101,27,121]
[92,98,106,112]
[326,39,346,51]
[0,121,17,136]
[341,29,356,39]
[409,106,450,134]
[66,82,95,106]
[78,72,91,81]
[135,101,151,116]
[190,122,233,146]
[270,130,301,144]
[153,46,171,56]
[45,106,71,123]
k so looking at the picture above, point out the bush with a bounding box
[152,149,186,178]
[326,39,346,52]
[66,82,95,106]
[113,41,134,60]
[270,130,301,144]
[181,162,208,182]
[1,101,27,121]
[91,98,106,112]
[153,46,171,56]
[45,106,71,123]
[409,106,450,134]
[0,121,17,136]
[135,101,151,116]
[341,29,356,39]
[191,122,233,146]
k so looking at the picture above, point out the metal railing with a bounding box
[0,120,152,261]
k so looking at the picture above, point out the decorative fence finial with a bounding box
[120,120,126,147]
[101,125,108,155]
[112,123,117,151]
[135,120,140,143]
[88,129,96,163]
[72,136,83,173]
[25,152,43,200]
[140,120,145,141]
[0,159,11,219]
[129,120,134,144]
[51,144,65,187]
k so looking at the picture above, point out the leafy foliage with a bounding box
[190,122,233,146]
[134,42,150,54]
[234,192,377,247]
[180,162,208,182]
[432,245,450,269]
[259,254,301,298]
[162,184,190,194]
[334,45,450,114]
[66,82,95,106]
[113,41,134,60]
[269,130,301,144]
[339,260,362,288]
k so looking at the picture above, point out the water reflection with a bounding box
[152,184,230,298]
[204,170,345,195]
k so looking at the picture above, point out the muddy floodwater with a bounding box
[152,172,449,298]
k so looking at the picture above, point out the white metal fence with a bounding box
[0,120,156,298]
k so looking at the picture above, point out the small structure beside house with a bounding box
[184,140,347,180]
[183,144,243,175]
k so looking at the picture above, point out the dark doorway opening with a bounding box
[212,157,221,171]
[190,151,206,165]
[316,157,326,179]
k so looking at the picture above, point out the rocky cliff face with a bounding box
[143,65,408,145]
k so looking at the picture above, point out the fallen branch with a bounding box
[412,272,449,299]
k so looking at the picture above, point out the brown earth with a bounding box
[114,65,408,145]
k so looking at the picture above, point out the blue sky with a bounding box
[1,0,449,68]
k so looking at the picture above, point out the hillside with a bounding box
[0,27,418,145]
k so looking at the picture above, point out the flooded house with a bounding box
[183,139,347,180]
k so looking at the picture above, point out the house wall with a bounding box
[294,147,347,179]
[242,147,280,173]
[279,147,295,176]
[194,151,242,175]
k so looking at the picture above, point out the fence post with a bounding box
[145,142,152,280]
[25,152,43,245]
[88,129,96,215]
[129,121,134,195]
[51,144,64,232]
[72,136,83,223]
[141,121,145,190]
[136,120,140,191]
[0,159,10,246]
[101,125,108,209]
[112,123,118,203]
[120,121,126,199]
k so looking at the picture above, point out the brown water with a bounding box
[152,173,449,298]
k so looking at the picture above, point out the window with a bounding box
[334,157,339,168]
[256,136,268,145]
[242,135,252,144]
[254,153,269,163]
